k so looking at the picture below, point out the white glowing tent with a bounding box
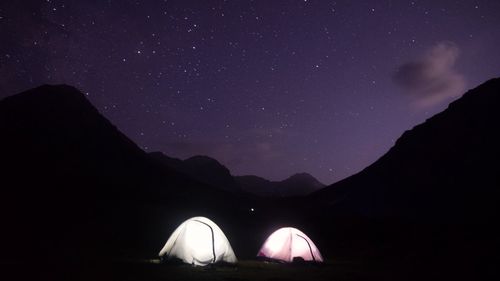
[159,216,237,266]
[257,227,323,262]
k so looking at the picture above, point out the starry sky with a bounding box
[1,0,499,184]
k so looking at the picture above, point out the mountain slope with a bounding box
[236,175,276,196]
[0,84,189,198]
[150,152,240,192]
[236,172,325,197]
[151,151,324,196]
[0,85,252,260]
[311,78,500,221]
[276,173,326,196]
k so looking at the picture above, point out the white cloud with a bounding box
[393,42,466,108]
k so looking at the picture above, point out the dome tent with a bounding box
[159,216,237,266]
[257,227,323,263]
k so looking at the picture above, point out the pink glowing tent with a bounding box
[257,227,323,262]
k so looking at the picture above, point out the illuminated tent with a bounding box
[159,216,237,266]
[257,227,323,262]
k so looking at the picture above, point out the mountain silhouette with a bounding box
[0,84,200,199]
[235,175,275,196]
[150,152,241,192]
[277,173,325,196]
[2,80,499,279]
[0,84,322,263]
[151,151,324,196]
[0,85,253,261]
[237,173,325,197]
[297,78,500,278]
[311,78,500,221]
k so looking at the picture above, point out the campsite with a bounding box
[1,1,500,280]
[1,79,499,280]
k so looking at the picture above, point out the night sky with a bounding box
[1,0,499,184]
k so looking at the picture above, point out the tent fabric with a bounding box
[159,216,237,266]
[257,227,323,262]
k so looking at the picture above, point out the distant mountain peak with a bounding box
[185,155,226,166]
[236,172,325,197]
[0,84,149,176]
[285,172,324,183]
[150,152,240,192]
[1,84,92,110]
[150,151,326,197]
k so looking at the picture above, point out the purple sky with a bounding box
[1,0,499,184]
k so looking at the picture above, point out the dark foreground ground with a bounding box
[3,258,490,281]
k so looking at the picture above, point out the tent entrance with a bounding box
[294,234,316,262]
[193,219,216,263]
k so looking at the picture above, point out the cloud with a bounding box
[393,42,466,108]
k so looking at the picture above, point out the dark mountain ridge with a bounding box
[310,77,500,221]
[149,152,241,192]
[295,78,500,279]
[236,172,325,197]
[0,84,316,264]
[150,151,325,196]
[0,85,258,260]
[2,80,500,279]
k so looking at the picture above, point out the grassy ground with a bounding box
[3,257,489,281]
[134,260,357,281]
[17,259,411,281]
